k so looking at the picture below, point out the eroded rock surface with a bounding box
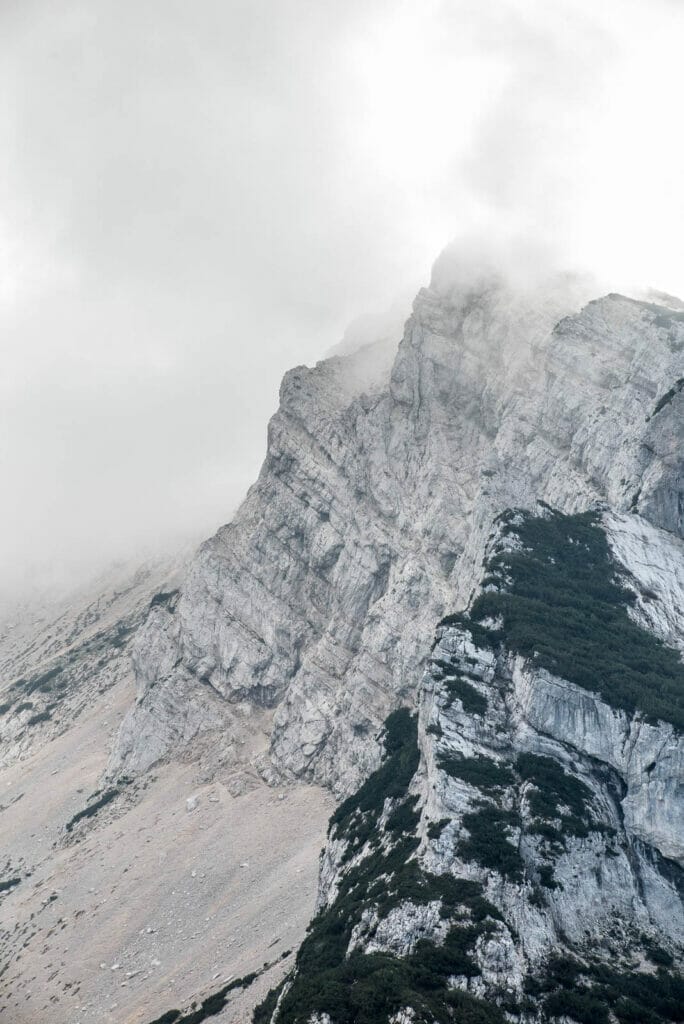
[110,265,684,796]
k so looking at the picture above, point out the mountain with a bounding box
[1,249,682,1023]
[110,258,682,799]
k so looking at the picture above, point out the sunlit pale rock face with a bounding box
[109,260,684,799]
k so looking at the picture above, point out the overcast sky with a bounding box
[2,0,683,597]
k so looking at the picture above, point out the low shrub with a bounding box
[438,753,514,791]
[442,676,488,715]
[65,787,120,832]
[458,805,523,881]
[463,509,684,730]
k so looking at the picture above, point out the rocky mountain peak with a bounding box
[106,264,683,800]
[3,254,681,1024]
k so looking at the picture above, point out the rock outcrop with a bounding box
[254,508,684,1024]
[0,556,186,770]
[109,256,684,798]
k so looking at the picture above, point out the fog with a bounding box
[2,0,683,598]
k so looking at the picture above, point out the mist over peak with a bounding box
[428,232,603,309]
[2,0,683,599]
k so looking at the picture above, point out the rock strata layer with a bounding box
[110,264,684,797]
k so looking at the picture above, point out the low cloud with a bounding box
[1,0,682,597]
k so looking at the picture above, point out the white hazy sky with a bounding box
[1,0,683,596]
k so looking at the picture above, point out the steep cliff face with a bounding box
[254,508,683,1024]
[109,262,684,797]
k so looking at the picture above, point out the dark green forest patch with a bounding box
[441,675,488,715]
[145,970,261,1024]
[457,805,523,881]
[438,753,514,792]
[445,509,684,730]
[516,753,595,841]
[255,710,505,1024]
[530,954,684,1024]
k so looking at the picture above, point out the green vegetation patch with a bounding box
[516,753,594,839]
[442,675,488,715]
[438,753,514,792]
[265,934,505,1024]
[454,755,600,888]
[643,937,675,969]
[437,611,498,650]
[458,805,523,881]
[145,971,259,1024]
[426,817,450,840]
[253,981,285,1024]
[22,665,64,696]
[537,864,558,890]
[255,709,505,1024]
[385,794,421,836]
[6,664,68,700]
[330,709,420,862]
[371,865,501,926]
[530,954,684,1024]
[459,508,684,730]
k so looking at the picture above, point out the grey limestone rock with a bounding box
[109,263,684,801]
